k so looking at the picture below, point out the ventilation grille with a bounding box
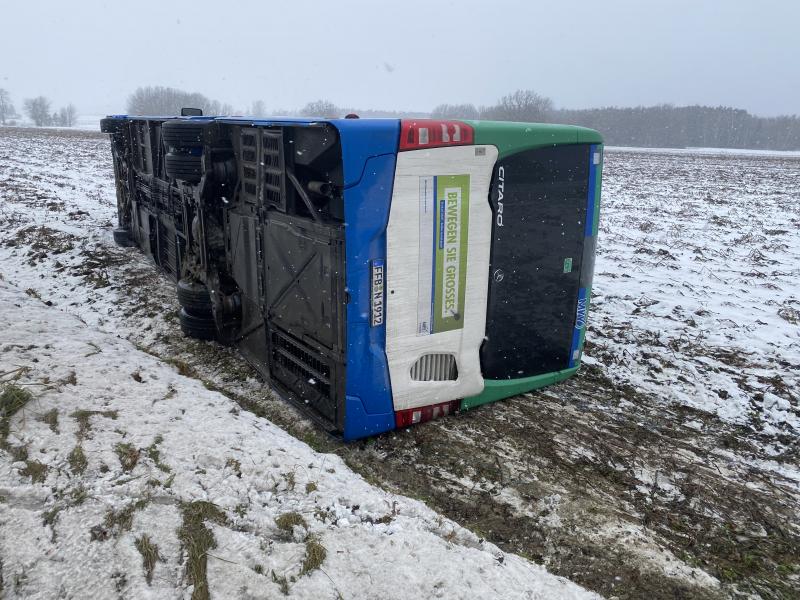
[262,131,284,209]
[157,221,177,276]
[272,330,331,399]
[410,354,458,382]
[240,130,258,198]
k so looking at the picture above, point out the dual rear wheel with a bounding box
[162,120,206,184]
[176,279,216,341]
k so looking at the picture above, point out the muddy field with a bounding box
[1,127,798,599]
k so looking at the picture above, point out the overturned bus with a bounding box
[100,113,603,440]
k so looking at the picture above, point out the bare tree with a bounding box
[24,96,52,126]
[300,99,339,118]
[127,86,233,116]
[57,104,78,127]
[0,88,17,125]
[249,100,267,116]
[431,103,479,120]
[206,100,235,115]
[483,89,554,122]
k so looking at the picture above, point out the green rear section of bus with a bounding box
[461,121,603,410]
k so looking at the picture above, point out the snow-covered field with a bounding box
[0,127,798,599]
[594,148,800,435]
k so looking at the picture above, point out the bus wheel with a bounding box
[177,279,213,316]
[165,153,202,183]
[112,227,135,247]
[178,308,216,341]
[161,120,207,150]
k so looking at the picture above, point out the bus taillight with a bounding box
[395,400,460,428]
[399,119,474,151]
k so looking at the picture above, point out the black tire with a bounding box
[112,227,135,247]
[161,120,207,150]
[165,153,203,183]
[179,308,216,341]
[100,118,127,135]
[177,279,213,316]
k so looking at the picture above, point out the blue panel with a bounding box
[330,119,402,188]
[570,145,600,367]
[568,287,588,368]
[584,144,599,238]
[224,117,400,188]
[341,149,399,441]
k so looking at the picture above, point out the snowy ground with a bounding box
[594,148,800,435]
[0,127,798,599]
[0,280,594,600]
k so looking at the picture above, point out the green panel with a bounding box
[459,123,601,411]
[467,120,603,159]
[461,367,579,410]
[433,174,470,333]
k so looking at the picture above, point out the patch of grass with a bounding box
[20,460,48,483]
[314,507,330,524]
[12,568,28,593]
[178,501,228,600]
[1,383,34,445]
[300,537,327,576]
[71,484,87,505]
[225,457,242,478]
[165,358,195,377]
[100,497,150,537]
[135,534,161,585]
[305,482,318,494]
[42,505,61,541]
[68,445,87,475]
[114,442,140,472]
[364,514,393,525]
[275,512,306,533]
[42,505,61,528]
[70,409,117,441]
[145,436,171,473]
[7,443,28,462]
[38,408,59,433]
[272,571,289,596]
[271,570,290,595]
[282,471,296,491]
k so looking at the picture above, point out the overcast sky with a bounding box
[1,0,798,117]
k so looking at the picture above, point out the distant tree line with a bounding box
[556,104,800,151]
[127,86,234,116]
[429,91,800,151]
[0,89,78,127]
[24,97,78,127]
[23,83,787,151]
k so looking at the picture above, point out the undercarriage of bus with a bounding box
[102,117,348,431]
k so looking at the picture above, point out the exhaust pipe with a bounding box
[308,180,333,197]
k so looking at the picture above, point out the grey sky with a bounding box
[1,0,798,116]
